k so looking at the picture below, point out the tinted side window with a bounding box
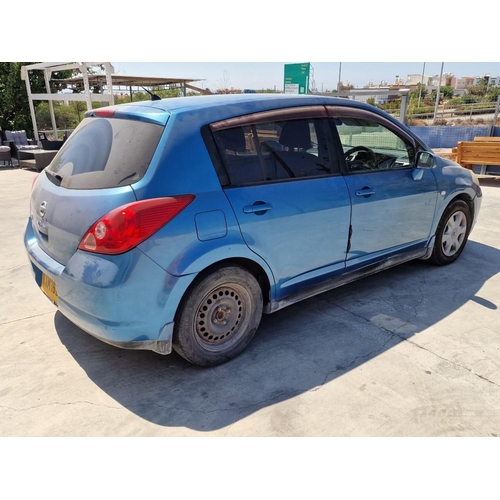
[47,117,164,189]
[334,117,415,173]
[213,118,334,186]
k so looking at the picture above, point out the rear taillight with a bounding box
[78,196,195,255]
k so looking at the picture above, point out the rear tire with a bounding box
[173,264,263,366]
[429,200,471,265]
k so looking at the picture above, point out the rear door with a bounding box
[327,106,438,268]
[209,106,351,299]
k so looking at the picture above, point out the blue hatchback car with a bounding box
[25,94,482,366]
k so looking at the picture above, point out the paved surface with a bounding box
[1,166,500,437]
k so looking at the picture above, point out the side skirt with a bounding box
[264,247,428,314]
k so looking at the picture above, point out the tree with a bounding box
[1,63,112,140]
[0,62,45,138]
[486,85,500,101]
[409,83,427,101]
[34,101,85,130]
[216,70,236,94]
[65,64,106,94]
[156,87,183,98]
[430,86,454,103]
[441,86,454,99]
[467,77,488,97]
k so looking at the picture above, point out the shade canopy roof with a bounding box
[52,74,199,88]
[22,62,200,88]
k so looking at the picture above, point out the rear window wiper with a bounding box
[45,170,63,186]
[117,172,137,185]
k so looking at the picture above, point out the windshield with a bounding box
[46,117,164,189]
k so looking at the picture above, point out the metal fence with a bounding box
[408,100,500,127]
[328,90,500,129]
[408,126,500,149]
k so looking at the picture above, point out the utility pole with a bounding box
[433,62,445,123]
[418,62,426,108]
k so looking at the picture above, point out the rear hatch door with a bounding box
[30,110,166,265]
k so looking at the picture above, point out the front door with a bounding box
[328,106,438,269]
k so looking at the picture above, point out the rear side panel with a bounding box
[131,111,277,290]
[25,219,195,352]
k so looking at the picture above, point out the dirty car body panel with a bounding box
[24,94,482,366]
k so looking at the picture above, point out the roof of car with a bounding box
[85,93,416,143]
[112,93,368,114]
[88,93,376,126]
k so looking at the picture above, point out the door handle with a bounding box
[355,187,375,197]
[243,202,273,214]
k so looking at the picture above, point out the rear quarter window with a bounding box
[47,117,164,189]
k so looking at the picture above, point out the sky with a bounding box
[111,62,500,92]
[11,3,497,94]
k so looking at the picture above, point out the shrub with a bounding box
[407,118,428,126]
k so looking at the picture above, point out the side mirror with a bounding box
[415,151,435,169]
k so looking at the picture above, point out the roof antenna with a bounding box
[141,86,161,101]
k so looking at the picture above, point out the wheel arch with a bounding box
[449,192,475,221]
[429,194,473,265]
[177,257,273,316]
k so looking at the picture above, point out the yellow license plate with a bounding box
[41,273,58,305]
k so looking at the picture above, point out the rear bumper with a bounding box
[24,217,194,354]
[62,316,175,355]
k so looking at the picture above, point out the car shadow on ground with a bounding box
[54,239,500,432]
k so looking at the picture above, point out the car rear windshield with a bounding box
[46,117,164,189]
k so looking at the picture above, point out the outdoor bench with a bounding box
[453,137,500,174]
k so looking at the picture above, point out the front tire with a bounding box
[173,264,263,366]
[429,200,471,265]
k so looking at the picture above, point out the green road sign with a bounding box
[284,63,310,94]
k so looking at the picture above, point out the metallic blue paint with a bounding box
[224,176,351,298]
[343,167,438,268]
[26,219,196,351]
[24,94,482,356]
[30,178,137,265]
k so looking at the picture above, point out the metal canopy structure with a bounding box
[21,62,114,144]
[53,74,199,88]
[21,62,203,144]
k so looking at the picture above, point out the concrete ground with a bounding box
[1,166,500,437]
